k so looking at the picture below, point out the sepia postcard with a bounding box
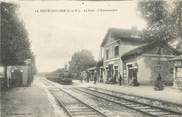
[1,0,182,117]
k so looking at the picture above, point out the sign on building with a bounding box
[174,61,182,67]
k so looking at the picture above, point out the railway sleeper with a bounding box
[71,111,97,114]
[71,112,100,116]
[44,81,107,117]
[134,106,152,109]
[72,115,104,117]
[76,88,182,117]
[69,107,90,111]
[66,104,85,108]
[147,111,171,116]
[141,108,162,111]
[125,104,144,107]
[88,87,182,115]
[161,115,182,117]
[65,102,82,105]
[70,109,93,112]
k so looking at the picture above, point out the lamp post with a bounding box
[154,47,164,90]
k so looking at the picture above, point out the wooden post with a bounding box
[173,67,177,88]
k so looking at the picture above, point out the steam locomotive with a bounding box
[46,71,73,85]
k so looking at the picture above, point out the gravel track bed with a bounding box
[69,88,151,117]
[88,87,182,114]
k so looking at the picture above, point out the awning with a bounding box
[87,67,96,71]
[169,55,182,61]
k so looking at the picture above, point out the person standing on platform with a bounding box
[154,74,163,90]
[119,74,123,86]
[86,71,90,83]
[80,76,83,83]
[80,73,83,83]
[94,70,97,84]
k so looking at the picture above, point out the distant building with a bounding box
[100,28,180,85]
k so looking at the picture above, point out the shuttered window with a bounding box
[106,50,109,59]
[114,46,119,57]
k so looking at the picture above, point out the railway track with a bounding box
[42,79,108,117]
[74,87,182,117]
[87,87,182,113]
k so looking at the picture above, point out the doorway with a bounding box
[127,64,133,84]
[127,64,138,84]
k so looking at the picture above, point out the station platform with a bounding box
[0,77,66,117]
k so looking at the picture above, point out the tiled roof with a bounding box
[169,55,182,61]
[121,41,180,60]
[101,28,148,47]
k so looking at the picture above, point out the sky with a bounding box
[15,1,146,72]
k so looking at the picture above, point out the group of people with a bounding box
[80,70,90,83]
[80,70,126,85]
[80,70,97,84]
[80,70,164,91]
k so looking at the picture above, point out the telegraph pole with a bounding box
[0,29,1,65]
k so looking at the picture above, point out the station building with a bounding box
[169,55,182,89]
[0,59,34,88]
[100,28,180,85]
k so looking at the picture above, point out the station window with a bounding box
[114,66,118,70]
[106,49,109,59]
[0,67,4,79]
[114,46,119,57]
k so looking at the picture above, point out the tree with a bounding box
[172,1,182,39]
[171,1,182,50]
[138,0,172,41]
[69,50,96,78]
[138,0,168,26]
[138,0,182,44]
[1,2,32,80]
[138,0,182,89]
